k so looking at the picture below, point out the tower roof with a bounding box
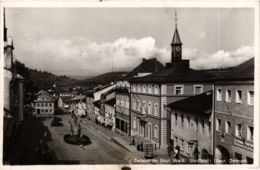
[171,28,182,45]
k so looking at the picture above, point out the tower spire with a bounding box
[4,8,7,42]
[171,10,182,63]
[175,10,177,28]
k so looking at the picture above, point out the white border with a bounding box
[0,1,259,170]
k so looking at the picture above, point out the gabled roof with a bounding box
[104,98,116,106]
[167,91,213,115]
[130,63,214,83]
[36,90,57,101]
[123,58,165,79]
[171,28,182,45]
[214,57,254,81]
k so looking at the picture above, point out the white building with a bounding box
[32,90,57,115]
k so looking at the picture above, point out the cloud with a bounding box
[21,36,253,76]
[22,37,169,75]
[190,45,254,69]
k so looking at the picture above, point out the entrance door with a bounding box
[37,109,40,114]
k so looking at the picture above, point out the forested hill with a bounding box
[14,61,129,94]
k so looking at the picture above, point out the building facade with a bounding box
[168,91,213,161]
[32,90,56,115]
[115,58,165,136]
[214,58,254,164]
[104,98,116,131]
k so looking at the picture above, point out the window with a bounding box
[142,85,146,93]
[234,153,242,161]
[36,103,39,107]
[137,100,141,111]
[225,121,231,134]
[137,85,141,93]
[247,126,253,141]
[174,85,184,95]
[174,137,178,147]
[208,121,211,134]
[216,89,222,101]
[154,85,159,94]
[216,119,221,131]
[180,139,184,151]
[148,102,152,115]
[235,123,242,138]
[116,118,120,129]
[132,85,136,92]
[201,120,205,134]
[49,103,52,107]
[175,113,178,125]
[194,85,203,94]
[133,99,136,110]
[186,142,189,153]
[187,116,190,128]
[248,91,254,105]
[154,103,159,116]
[181,115,184,128]
[154,125,158,139]
[142,101,146,114]
[236,90,242,103]
[148,85,152,94]
[225,90,232,102]
[49,109,52,112]
[133,117,136,129]
[246,157,253,164]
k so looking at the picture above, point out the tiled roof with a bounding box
[37,90,57,100]
[130,63,214,83]
[214,57,254,81]
[167,91,213,114]
[104,98,116,106]
[123,58,165,79]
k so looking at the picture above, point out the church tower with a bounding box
[171,11,182,63]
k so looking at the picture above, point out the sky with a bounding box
[5,8,254,76]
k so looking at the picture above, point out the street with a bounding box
[42,115,137,164]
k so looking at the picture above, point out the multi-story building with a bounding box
[32,90,57,115]
[213,58,254,164]
[130,23,214,149]
[115,58,164,136]
[70,94,86,117]
[86,83,116,122]
[99,88,115,125]
[104,98,116,131]
[168,91,213,161]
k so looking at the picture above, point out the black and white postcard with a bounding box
[1,0,259,169]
